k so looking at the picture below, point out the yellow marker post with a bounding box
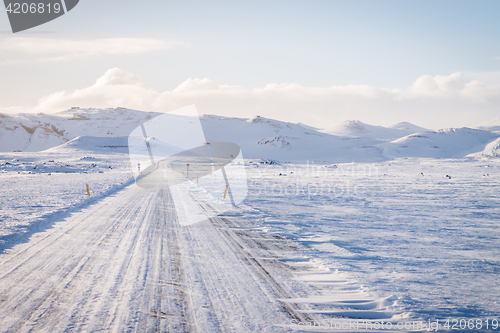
[223,185,228,199]
[86,183,90,196]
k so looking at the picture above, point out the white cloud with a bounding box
[36,68,159,111]
[10,68,500,129]
[406,73,467,96]
[0,37,187,63]
[463,70,500,87]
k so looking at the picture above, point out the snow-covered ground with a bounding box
[0,136,132,250]
[1,154,499,330]
[241,158,500,328]
[1,107,500,331]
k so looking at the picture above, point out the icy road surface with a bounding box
[2,180,365,332]
[0,185,289,331]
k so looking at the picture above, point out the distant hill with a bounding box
[468,137,500,158]
[201,115,385,163]
[382,128,498,159]
[322,120,428,141]
[476,117,500,134]
[0,108,499,163]
[0,108,158,152]
[388,122,430,133]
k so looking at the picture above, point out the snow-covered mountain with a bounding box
[201,115,385,163]
[468,137,500,158]
[382,128,498,159]
[321,120,429,140]
[476,117,500,134]
[0,108,158,152]
[1,108,499,162]
[388,122,429,133]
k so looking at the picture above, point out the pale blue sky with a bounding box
[0,0,499,127]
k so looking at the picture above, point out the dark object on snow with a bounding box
[259,160,278,165]
[445,175,451,179]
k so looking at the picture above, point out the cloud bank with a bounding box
[11,68,500,129]
[0,38,186,64]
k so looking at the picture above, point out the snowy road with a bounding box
[0,182,314,332]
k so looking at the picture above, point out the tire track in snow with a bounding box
[0,186,154,332]
[206,212,313,324]
[0,181,315,332]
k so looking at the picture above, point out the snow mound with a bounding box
[322,120,423,141]
[468,137,500,158]
[382,128,499,158]
[296,122,319,131]
[388,122,430,133]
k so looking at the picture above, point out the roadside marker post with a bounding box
[220,166,235,206]
[86,184,90,196]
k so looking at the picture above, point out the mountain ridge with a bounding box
[1,107,499,163]
[321,119,430,141]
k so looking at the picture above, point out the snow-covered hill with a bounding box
[1,108,499,162]
[477,117,500,134]
[388,121,429,133]
[201,115,384,163]
[382,128,498,159]
[0,108,158,152]
[321,120,429,141]
[468,137,500,158]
